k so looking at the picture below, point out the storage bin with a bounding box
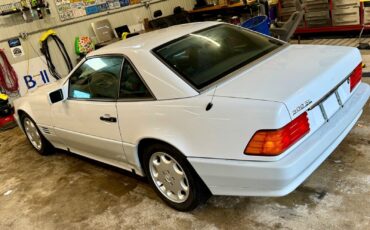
[241,16,270,35]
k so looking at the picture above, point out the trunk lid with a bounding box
[215,45,361,118]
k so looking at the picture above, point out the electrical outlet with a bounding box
[19,32,28,40]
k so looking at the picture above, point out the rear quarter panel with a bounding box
[117,93,291,166]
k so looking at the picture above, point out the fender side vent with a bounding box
[40,127,51,135]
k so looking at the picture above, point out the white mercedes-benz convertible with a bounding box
[14,22,370,211]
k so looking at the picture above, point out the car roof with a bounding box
[84,22,223,100]
[88,21,222,56]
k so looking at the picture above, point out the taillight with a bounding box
[350,63,362,92]
[244,112,310,156]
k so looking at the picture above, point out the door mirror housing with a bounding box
[49,89,64,104]
[48,82,68,104]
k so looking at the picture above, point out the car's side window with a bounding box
[119,61,153,99]
[69,56,123,100]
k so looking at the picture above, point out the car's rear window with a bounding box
[153,24,283,90]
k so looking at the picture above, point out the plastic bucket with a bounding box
[241,16,270,36]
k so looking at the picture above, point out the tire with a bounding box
[142,143,211,211]
[21,114,55,155]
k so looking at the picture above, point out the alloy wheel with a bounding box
[149,152,190,203]
[24,118,42,150]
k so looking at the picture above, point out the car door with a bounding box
[115,59,155,166]
[51,55,127,162]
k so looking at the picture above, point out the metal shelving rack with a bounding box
[277,0,370,34]
[0,2,25,16]
[0,1,45,16]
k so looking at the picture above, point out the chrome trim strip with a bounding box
[335,90,343,107]
[319,103,329,122]
[309,71,353,110]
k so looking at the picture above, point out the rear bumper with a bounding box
[188,83,370,196]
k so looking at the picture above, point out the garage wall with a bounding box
[0,0,195,76]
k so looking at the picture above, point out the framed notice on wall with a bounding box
[55,0,134,21]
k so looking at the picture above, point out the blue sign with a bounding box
[24,70,50,89]
[8,38,21,48]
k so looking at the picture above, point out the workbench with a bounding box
[188,2,248,22]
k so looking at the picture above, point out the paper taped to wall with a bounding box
[12,56,55,96]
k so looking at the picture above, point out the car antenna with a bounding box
[206,85,218,111]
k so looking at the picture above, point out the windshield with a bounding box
[153,24,283,90]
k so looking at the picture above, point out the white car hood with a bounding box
[215,45,362,118]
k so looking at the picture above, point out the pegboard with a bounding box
[55,0,136,21]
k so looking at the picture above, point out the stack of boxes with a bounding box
[278,0,304,27]
[279,0,362,28]
[332,0,360,26]
[364,2,370,25]
[303,0,330,27]
[279,0,297,21]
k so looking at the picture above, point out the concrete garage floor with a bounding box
[0,80,369,230]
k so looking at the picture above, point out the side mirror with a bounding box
[49,89,64,104]
[48,81,68,104]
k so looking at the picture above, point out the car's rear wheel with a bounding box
[21,114,54,155]
[142,143,210,211]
